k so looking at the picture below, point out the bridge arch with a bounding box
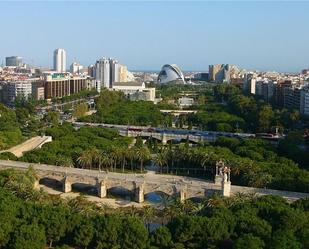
[39,177,63,191]
[144,190,171,203]
[71,182,97,196]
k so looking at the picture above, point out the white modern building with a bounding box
[53,48,66,72]
[95,58,110,89]
[157,64,185,84]
[178,97,194,107]
[5,81,32,104]
[70,62,84,74]
[112,82,155,102]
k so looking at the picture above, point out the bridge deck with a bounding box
[0,159,308,200]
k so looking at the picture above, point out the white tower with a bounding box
[53,48,66,72]
[95,58,110,89]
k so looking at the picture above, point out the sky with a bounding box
[0,1,308,72]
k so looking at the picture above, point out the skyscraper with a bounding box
[53,49,66,72]
[109,58,119,86]
[95,58,110,89]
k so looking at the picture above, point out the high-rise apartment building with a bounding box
[119,65,128,82]
[243,73,256,94]
[53,49,66,72]
[6,56,23,67]
[95,58,110,89]
[109,58,119,85]
[4,81,32,104]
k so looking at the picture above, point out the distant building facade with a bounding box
[112,82,155,102]
[43,72,87,99]
[6,56,23,67]
[70,62,83,74]
[4,81,32,104]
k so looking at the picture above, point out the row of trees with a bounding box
[76,145,151,173]
[18,124,152,173]
[1,168,309,249]
[150,137,309,193]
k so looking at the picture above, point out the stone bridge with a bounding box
[0,160,308,203]
[119,130,216,144]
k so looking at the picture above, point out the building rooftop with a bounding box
[113,81,144,87]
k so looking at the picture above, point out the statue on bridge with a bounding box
[215,160,231,183]
[215,159,225,176]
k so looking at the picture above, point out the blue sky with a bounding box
[0,1,308,72]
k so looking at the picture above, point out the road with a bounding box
[0,136,52,158]
[72,121,257,140]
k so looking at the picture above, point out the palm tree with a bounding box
[126,147,136,172]
[61,157,74,168]
[77,149,93,169]
[154,151,168,173]
[135,146,150,173]
[109,147,122,171]
[100,152,114,171]
[120,147,127,173]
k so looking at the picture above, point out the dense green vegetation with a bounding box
[52,89,98,104]
[0,104,23,149]
[151,138,309,192]
[80,90,164,126]
[0,168,309,249]
[20,124,138,169]
[214,84,302,133]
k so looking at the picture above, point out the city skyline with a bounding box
[0,1,309,72]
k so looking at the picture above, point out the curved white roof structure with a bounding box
[157,64,185,84]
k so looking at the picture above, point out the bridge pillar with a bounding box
[134,182,145,203]
[97,179,107,198]
[161,133,167,145]
[62,176,72,193]
[33,178,40,190]
[221,177,231,197]
[214,175,222,185]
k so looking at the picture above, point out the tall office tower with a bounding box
[53,48,66,72]
[95,58,110,88]
[6,56,23,67]
[208,64,222,82]
[109,58,119,86]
